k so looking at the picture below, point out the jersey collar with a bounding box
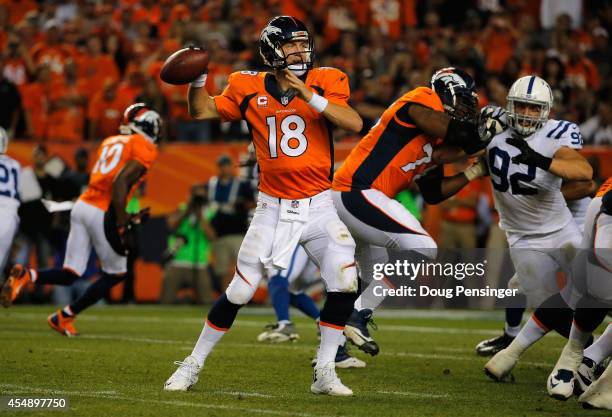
[264,72,308,107]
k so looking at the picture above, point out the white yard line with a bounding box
[376,390,449,399]
[214,391,275,398]
[0,328,555,368]
[0,384,320,417]
[0,383,117,396]
[1,312,506,336]
[50,347,88,353]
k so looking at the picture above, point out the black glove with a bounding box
[103,207,151,256]
[602,190,612,216]
[506,133,552,170]
[445,118,487,155]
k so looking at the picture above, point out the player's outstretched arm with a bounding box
[282,69,362,132]
[188,83,220,120]
[111,160,147,228]
[549,147,593,181]
[406,104,485,155]
[561,179,596,201]
[507,135,592,181]
[415,159,487,204]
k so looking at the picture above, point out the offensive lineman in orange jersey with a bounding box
[164,16,363,396]
[333,68,494,355]
[0,104,161,336]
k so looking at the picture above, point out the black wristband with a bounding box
[533,153,552,171]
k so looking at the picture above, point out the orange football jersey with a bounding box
[596,176,612,197]
[333,87,444,198]
[80,134,158,211]
[213,68,350,199]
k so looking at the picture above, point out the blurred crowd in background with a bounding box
[0,0,611,144]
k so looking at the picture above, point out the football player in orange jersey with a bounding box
[332,68,492,355]
[164,16,363,396]
[0,103,161,337]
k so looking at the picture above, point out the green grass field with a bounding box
[0,306,605,417]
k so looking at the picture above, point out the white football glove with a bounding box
[478,105,507,143]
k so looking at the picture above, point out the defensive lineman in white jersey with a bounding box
[0,127,21,275]
[482,75,594,382]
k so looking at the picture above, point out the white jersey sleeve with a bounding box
[0,155,21,211]
[543,120,583,150]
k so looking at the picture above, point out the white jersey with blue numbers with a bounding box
[0,154,21,212]
[567,196,591,233]
[487,119,583,237]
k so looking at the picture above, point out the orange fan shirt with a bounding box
[80,134,158,211]
[596,177,612,198]
[213,68,350,199]
[333,86,443,198]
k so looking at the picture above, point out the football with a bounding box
[160,48,209,85]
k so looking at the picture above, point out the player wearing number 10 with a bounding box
[164,16,363,396]
[1,104,161,337]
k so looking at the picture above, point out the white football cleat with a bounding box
[335,355,366,369]
[575,357,604,396]
[579,362,612,410]
[164,356,202,391]
[484,348,519,382]
[256,321,299,343]
[547,342,583,401]
[311,362,353,396]
[547,369,575,401]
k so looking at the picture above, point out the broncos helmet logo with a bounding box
[259,25,284,66]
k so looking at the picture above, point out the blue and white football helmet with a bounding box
[506,75,553,136]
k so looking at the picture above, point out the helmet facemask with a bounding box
[506,98,550,136]
[447,89,479,123]
[270,37,314,76]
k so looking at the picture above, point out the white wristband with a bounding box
[190,73,207,88]
[308,93,328,113]
[464,162,486,181]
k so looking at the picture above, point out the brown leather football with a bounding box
[160,48,209,85]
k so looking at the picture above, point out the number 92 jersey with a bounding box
[80,134,158,211]
[213,68,350,200]
[487,118,583,236]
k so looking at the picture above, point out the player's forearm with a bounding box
[418,173,469,204]
[111,182,130,226]
[549,157,593,181]
[188,86,219,120]
[322,102,363,132]
[561,180,596,201]
[432,145,466,165]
